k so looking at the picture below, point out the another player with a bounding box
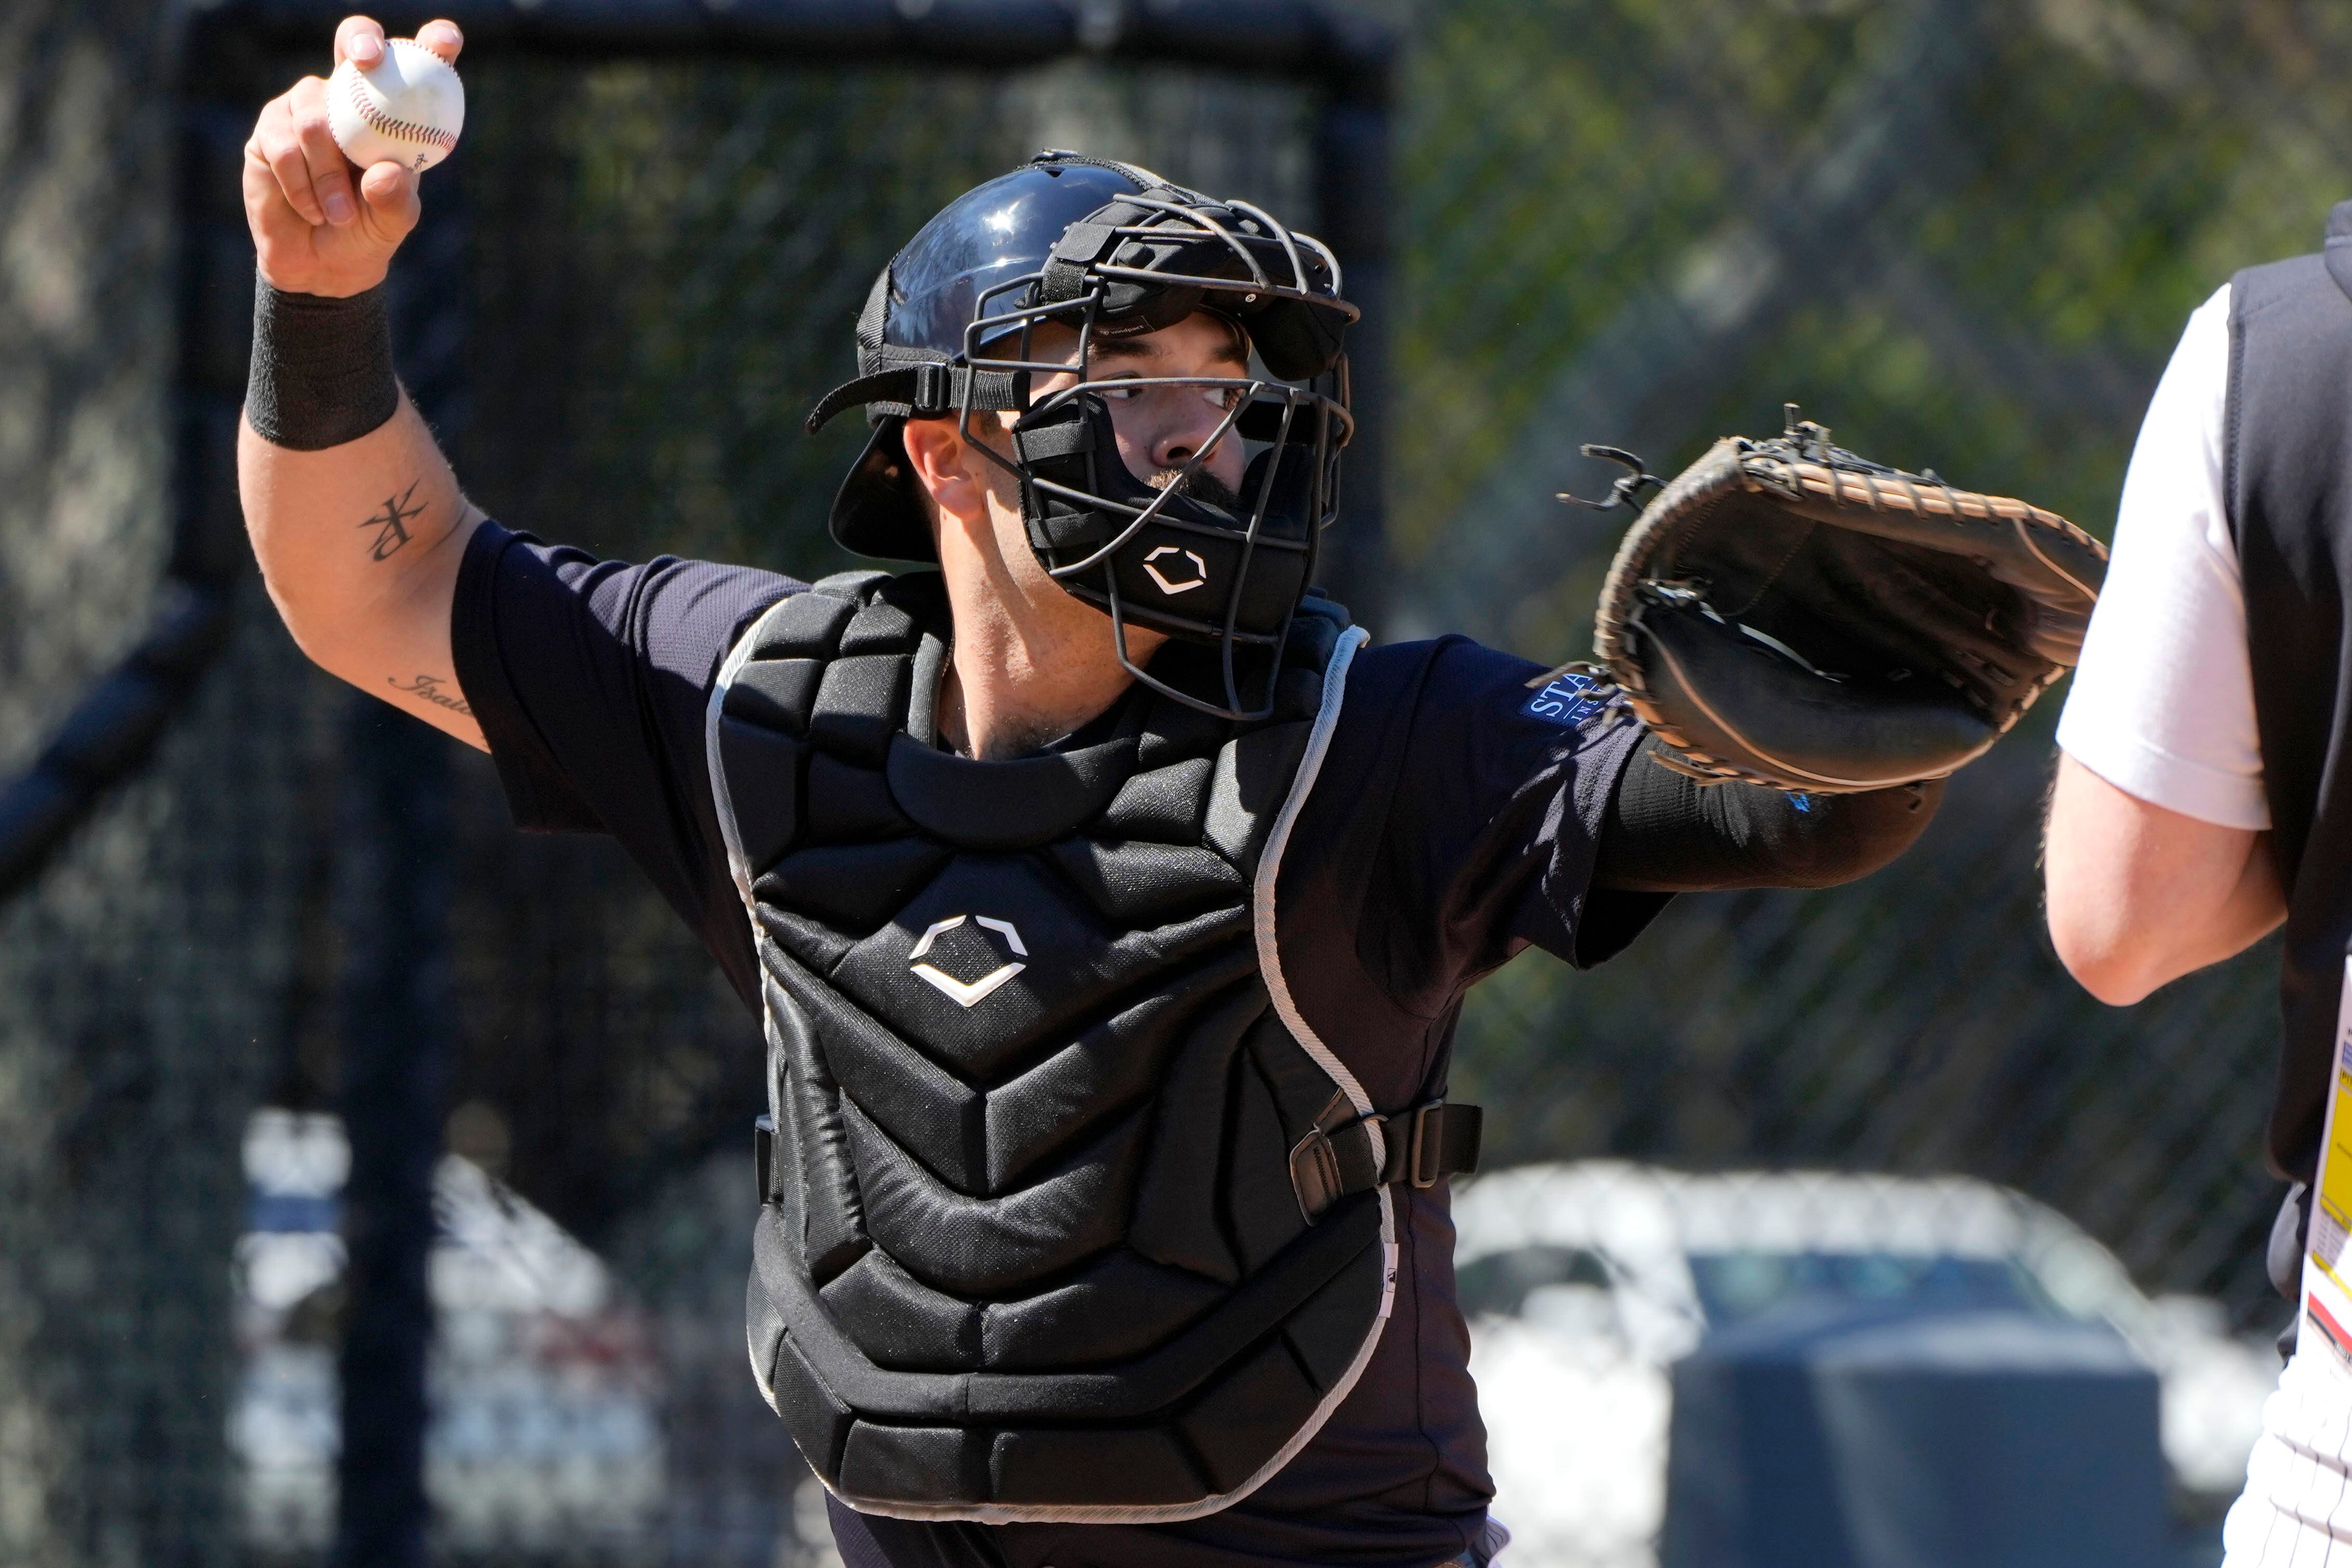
[244,18,1951,1566]
[2044,204,2352,1564]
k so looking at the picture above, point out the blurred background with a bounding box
[1,0,2341,1563]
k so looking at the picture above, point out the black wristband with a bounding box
[245,278,402,451]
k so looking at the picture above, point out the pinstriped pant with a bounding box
[2225,1353,2352,1564]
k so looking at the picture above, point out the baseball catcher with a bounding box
[236,17,2094,1568]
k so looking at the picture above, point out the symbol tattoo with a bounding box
[387,673,472,717]
[360,481,427,561]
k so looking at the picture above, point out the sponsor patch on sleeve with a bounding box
[1522,669,1614,728]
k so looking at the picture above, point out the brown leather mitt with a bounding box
[1562,411,2107,794]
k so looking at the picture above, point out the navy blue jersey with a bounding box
[449,521,1660,1568]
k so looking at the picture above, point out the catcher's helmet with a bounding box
[806,151,1357,721]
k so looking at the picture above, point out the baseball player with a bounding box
[2045,202,2352,1563]
[243,18,1950,1566]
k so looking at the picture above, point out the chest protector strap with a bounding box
[706,570,1476,1524]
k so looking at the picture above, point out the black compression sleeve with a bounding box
[244,278,402,450]
[1592,732,1943,893]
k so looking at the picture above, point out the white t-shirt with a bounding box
[2055,284,2271,831]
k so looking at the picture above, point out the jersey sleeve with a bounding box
[1271,637,1654,1057]
[2055,284,2270,830]
[448,520,803,1002]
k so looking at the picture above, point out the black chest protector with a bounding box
[706,570,1473,1524]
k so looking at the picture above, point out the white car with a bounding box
[233,1109,663,1555]
[1452,1162,2277,1568]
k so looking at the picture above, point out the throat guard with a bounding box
[705,572,1477,1522]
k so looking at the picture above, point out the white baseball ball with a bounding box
[328,39,464,175]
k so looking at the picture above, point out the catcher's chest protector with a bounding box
[706,570,1392,1523]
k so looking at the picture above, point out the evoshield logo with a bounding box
[908,915,1028,1008]
[1142,546,1209,595]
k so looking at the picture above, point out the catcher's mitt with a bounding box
[1561,411,2107,793]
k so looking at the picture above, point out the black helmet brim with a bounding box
[828,417,937,562]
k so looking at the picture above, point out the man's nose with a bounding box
[1150,397,1230,473]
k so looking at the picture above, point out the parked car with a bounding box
[1452,1162,2276,1568]
[232,1109,662,1556]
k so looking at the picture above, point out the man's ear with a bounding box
[900,417,990,528]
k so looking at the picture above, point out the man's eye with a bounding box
[1202,387,1242,412]
[1099,380,1142,400]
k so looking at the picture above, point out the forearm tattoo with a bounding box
[359,481,427,561]
[387,673,472,717]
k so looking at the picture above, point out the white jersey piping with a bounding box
[706,596,797,919]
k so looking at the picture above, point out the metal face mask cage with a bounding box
[957,190,1357,723]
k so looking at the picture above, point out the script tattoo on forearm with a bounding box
[387,673,472,717]
[360,480,428,561]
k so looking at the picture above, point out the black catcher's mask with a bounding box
[806,151,1358,722]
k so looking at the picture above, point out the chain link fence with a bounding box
[1,4,326,1564]
[1415,0,2351,1326]
[1400,3,2352,1560]
[8,0,2352,1564]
